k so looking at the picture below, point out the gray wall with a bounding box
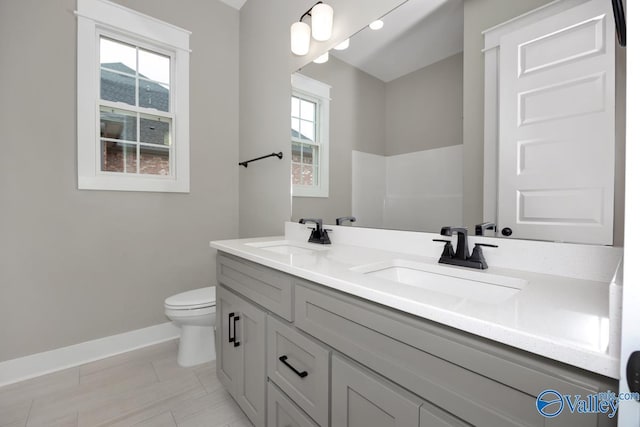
[292,58,386,222]
[239,0,406,238]
[385,52,463,156]
[0,0,239,362]
[462,0,553,230]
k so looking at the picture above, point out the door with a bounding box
[331,355,420,427]
[497,0,615,244]
[235,293,267,427]
[619,0,640,423]
[216,286,239,394]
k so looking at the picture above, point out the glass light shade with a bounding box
[311,3,333,41]
[313,52,329,64]
[334,38,350,51]
[369,20,384,30]
[291,21,311,55]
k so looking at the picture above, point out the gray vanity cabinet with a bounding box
[216,285,266,427]
[216,252,617,427]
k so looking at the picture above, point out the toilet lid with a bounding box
[165,286,216,309]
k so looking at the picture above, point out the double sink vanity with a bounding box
[210,222,623,427]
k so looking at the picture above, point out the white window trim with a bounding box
[291,73,331,198]
[76,0,191,192]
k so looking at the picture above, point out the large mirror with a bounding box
[290,0,625,245]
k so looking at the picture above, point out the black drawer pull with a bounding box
[228,313,235,343]
[279,355,308,378]
[233,315,240,347]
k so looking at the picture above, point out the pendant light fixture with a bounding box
[290,1,334,56]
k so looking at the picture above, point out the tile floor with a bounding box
[0,340,251,427]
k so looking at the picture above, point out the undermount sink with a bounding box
[245,240,328,256]
[351,259,527,304]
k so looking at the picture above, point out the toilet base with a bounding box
[177,324,216,367]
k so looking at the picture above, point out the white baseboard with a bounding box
[0,322,181,387]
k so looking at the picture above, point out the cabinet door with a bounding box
[268,382,319,427]
[236,293,267,427]
[332,356,421,427]
[216,286,239,395]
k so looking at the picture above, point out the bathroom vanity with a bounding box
[210,223,622,427]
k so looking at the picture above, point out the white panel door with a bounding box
[619,0,640,423]
[498,0,615,244]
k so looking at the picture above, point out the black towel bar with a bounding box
[239,152,283,168]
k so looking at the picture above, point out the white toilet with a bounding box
[164,286,216,367]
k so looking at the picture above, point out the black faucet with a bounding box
[298,218,331,244]
[336,216,356,226]
[440,226,469,260]
[475,222,496,236]
[435,226,497,269]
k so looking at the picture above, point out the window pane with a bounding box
[300,99,315,121]
[100,107,137,141]
[100,37,136,76]
[140,114,171,145]
[301,165,314,186]
[139,49,170,85]
[101,69,135,106]
[140,146,170,175]
[101,141,137,173]
[291,142,302,163]
[139,79,170,112]
[302,145,314,164]
[291,118,300,139]
[291,97,300,117]
[292,163,302,185]
[300,120,315,142]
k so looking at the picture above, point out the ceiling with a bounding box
[218,0,247,10]
[330,0,463,82]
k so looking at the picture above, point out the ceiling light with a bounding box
[311,3,333,41]
[369,20,384,30]
[313,52,329,64]
[290,22,311,56]
[334,38,350,51]
[290,2,334,55]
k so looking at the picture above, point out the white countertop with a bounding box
[210,227,621,379]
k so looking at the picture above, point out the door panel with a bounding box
[332,355,421,427]
[236,294,267,427]
[216,286,239,395]
[498,0,615,244]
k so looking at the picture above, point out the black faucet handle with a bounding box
[433,239,455,259]
[474,243,498,248]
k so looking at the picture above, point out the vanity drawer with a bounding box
[267,315,330,427]
[217,252,294,321]
[267,382,319,427]
[294,283,610,427]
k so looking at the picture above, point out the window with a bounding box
[291,73,331,197]
[77,0,190,192]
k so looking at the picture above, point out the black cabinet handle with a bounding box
[501,227,513,237]
[233,315,240,347]
[228,313,235,343]
[278,355,308,378]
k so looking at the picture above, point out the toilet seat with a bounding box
[164,286,216,310]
